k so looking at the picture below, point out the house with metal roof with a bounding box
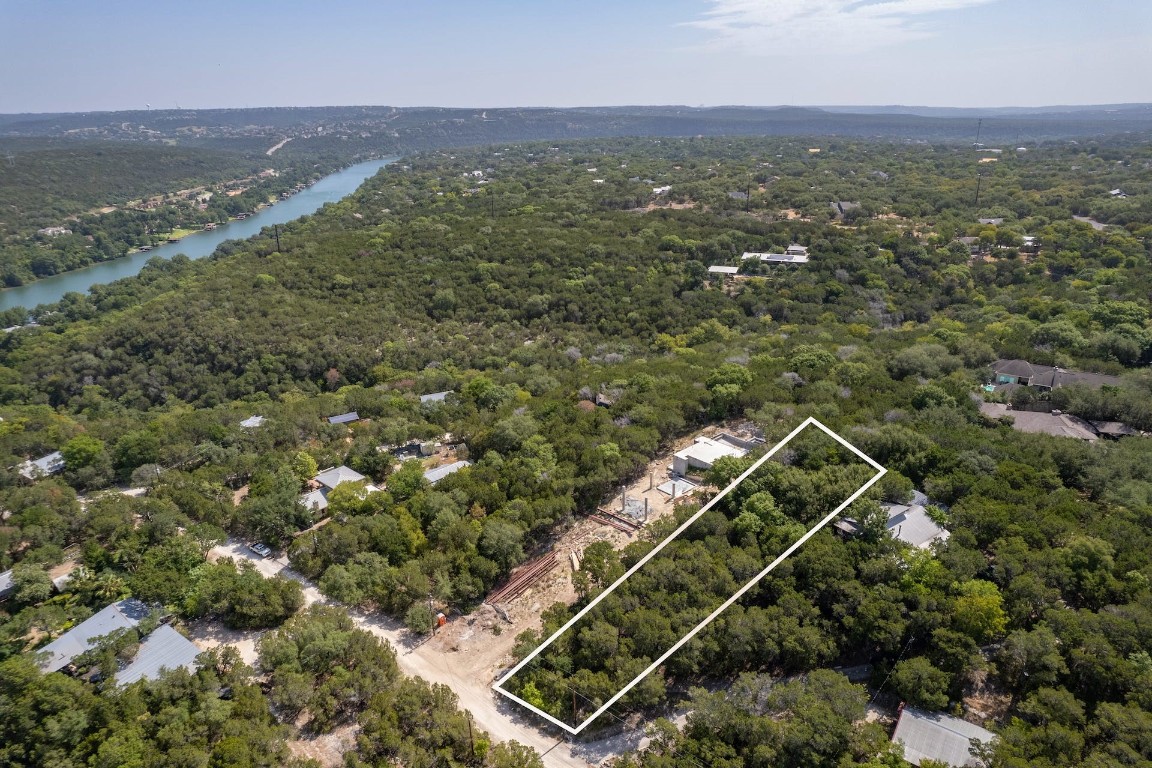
[302,465,379,513]
[314,465,366,490]
[883,502,950,549]
[35,598,151,673]
[742,251,810,264]
[327,411,360,425]
[0,569,14,601]
[18,451,65,481]
[420,391,452,404]
[892,707,996,767]
[424,460,472,485]
[708,265,739,275]
[116,624,201,686]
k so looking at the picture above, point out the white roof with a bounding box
[19,451,65,480]
[786,244,808,255]
[239,415,266,428]
[674,436,747,466]
[420,391,451,403]
[313,465,366,490]
[424,460,472,485]
[893,707,995,767]
[708,265,739,274]
[884,504,950,549]
[742,252,809,264]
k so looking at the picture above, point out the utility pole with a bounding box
[974,175,983,207]
[466,712,475,756]
[273,224,282,253]
[974,118,983,146]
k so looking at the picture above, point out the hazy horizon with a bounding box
[1,0,1149,113]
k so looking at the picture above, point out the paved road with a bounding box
[209,539,638,767]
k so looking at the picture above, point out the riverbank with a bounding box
[0,157,398,312]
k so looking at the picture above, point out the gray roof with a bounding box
[978,217,1004,225]
[980,403,1099,441]
[424,460,472,485]
[1090,420,1139,437]
[239,415,266,428]
[313,465,366,490]
[300,488,329,512]
[18,451,65,480]
[884,503,950,549]
[708,265,739,274]
[327,411,360,424]
[0,569,14,598]
[992,359,1123,390]
[420,391,451,404]
[35,598,150,673]
[893,707,995,767]
[116,624,201,686]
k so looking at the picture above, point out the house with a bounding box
[115,624,201,686]
[990,359,1123,391]
[830,201,861,217]
[836,491,949,549]
[301,465,379,513]
[327,411,360,425]
[956,236,981,255]
[37,226,72,237]
[708,266,739,275]
[742,251,809,264]
[420,391,451,404]
[672,435,748,476]
[786,244,808,258]
[892,707,996,767]
[1109,188,1127,198]
[0,569,14,601]
[977,217,1004,225]
[239,415,266,429]
[18,451,65,481]
[980,403,1099,442]
[34,598,152,673]
[652,185,672,195]
[1020,236,1040,252]
[424,460,472,485]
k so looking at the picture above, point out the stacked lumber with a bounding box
[486,552,559,605]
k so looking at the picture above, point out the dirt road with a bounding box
[206,539,635,767]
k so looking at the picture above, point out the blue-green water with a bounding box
[1,156,398,311]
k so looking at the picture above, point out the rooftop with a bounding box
[239,415,266,428]
[883,503,950,549]
[892,707,996,767]
[313,465,367,490]
[35,598,151,673]
[327,411,360,425]
[420,391,451,404]
[674,436,748,467]
[980,403,1098,441]
[708,265,739,274]
[115,624,201,686]
[19,451,65,480]
[424,460,472,485]
[0,569,13,598]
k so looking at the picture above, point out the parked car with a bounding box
[248,542,272,558]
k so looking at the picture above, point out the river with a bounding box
[1,156,399,311]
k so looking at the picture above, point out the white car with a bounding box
[248,542,273,558]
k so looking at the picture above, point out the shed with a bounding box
[424,460,472,485]
[18,451,65,480]
[420,391,451,404]
[892,707,996,767]
[327,412,360,425]
[708,266,739,275]
[116,624,201,686]
[35,598,151,673]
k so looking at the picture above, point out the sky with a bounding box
[1,0,1149,113]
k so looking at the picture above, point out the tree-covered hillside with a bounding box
[0,135,1150,767]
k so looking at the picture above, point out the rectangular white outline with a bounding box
[492,417,886,734]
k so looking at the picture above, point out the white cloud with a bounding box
[685,0,1000,55]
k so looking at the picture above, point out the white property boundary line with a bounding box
[492,417,886,734]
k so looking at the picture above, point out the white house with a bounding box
[672,436,748,476]
[708,265,739,275]
[19,451,65,481]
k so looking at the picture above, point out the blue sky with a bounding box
[1,0,1148,112]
